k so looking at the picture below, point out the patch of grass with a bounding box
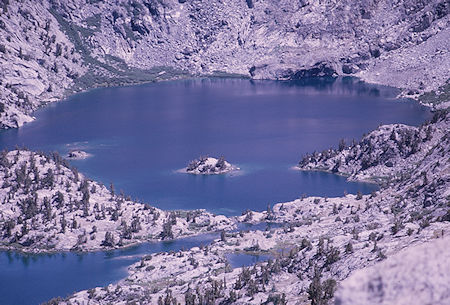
[419,80,450,106]
[209,70,250,79]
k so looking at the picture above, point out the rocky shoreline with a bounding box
[66,150,91,160]
[0,150,235,254]
[0,81,447,304]
[183,156,239,175]
[0,110,447,304]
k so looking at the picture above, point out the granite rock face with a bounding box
[1,0,449,128]
[335,236,450,305]
[185,156,238,174]
[298,110,450,219]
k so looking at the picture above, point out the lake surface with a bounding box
[0,78,430,215]
[0,223,274,305]
[226,252,272,268]
[0,233,218,305]
[0,77,431,304]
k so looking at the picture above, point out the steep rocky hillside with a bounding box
[297,110,449,232]
[0,149,233,252]
[0,0,85,128]
[336,236,450,305]
[298,110,448,185]
[1,0,449,128]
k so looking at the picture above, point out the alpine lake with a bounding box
[0,77,431,304]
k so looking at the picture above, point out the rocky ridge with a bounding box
[53,191,449,305]
[298,110,449,185]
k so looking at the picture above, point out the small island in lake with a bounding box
[66,150,91,160]
[184,156,238,174]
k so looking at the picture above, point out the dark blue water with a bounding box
[0,223,275,305]
[0,78,430,215]
[0,233,218,305]
[226,253,272,268]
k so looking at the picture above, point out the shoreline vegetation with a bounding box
[1,0,449,129]
[0,111,447,238]
[0,81,447,303]
[0,149,235,254]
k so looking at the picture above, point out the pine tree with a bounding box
[102,231,115,247]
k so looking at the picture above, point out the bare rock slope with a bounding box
[335,236,450,305]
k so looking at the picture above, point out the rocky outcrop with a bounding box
[277,61,338,80]
[0,1,86,128]
[184,156,238,175]
[44,111,450,305]
[298,110,449,184]
[66,150,90,160]
[297,111,450,232]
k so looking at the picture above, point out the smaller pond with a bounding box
[226,253,272,268]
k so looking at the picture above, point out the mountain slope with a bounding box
[335,236,450,305]
[1,0,449,128]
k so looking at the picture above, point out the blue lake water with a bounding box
[226,253,272,268]
[0,77,431,304]
[0,233,218,305]
[1,223,272,305]
[0,78,430,215]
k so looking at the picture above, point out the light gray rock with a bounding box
[0,150,234,253]
[335,236,450,305]
[46,112,450,305]
[66,149,90,160]
[184,156,238,175]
